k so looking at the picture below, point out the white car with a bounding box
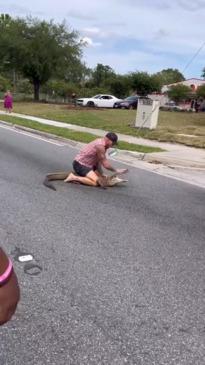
[76,94,122,108]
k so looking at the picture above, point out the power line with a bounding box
[182,41,205,74]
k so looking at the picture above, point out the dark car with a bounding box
[114,95,139,109]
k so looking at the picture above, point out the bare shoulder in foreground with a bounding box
[0,248,20,325]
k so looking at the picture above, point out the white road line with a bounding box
[0,123,65,146]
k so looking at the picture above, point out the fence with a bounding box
[0,92,74,104]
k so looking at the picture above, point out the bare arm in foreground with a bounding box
[0,248,20,325]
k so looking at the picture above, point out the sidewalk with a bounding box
[0,110,205,188]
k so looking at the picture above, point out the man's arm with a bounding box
[96,146,116,172]
[95,162,105,176]
[96,146,128,174]
[0,248,20,325]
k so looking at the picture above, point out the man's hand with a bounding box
[115,168,128,175]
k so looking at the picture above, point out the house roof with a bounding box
[165,78,205,87]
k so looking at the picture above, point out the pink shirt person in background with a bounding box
[4,90,13,113]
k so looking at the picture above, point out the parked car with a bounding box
[76,94,122,108]
[114,95,151,109]
[160,101,183,111]
[114,95,139,109]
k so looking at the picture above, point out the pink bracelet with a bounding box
[0,259,13,286]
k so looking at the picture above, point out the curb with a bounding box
[0,119,80,147]
[116,149,205,170]
[144,154,205,169]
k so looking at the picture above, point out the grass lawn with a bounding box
[0,101,205,148]
[0,114,163,154]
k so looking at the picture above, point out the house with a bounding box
[161,78,205,93]
[148,78,205,107]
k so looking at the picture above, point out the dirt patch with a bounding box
[148,160,162,165]
[65,104,109,111]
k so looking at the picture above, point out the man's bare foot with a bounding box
[64,172,76,183]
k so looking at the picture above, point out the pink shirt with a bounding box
[75,138,106,168]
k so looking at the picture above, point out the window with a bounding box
[100,95,111,100]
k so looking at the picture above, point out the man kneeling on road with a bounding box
[64,132,128,187]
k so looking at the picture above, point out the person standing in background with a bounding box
[4,90,13,113]
[195,99,200,113]
[71,92,76,106]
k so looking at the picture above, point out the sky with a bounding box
[1,0,205,79]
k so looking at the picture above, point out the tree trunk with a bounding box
[33,79,40,101]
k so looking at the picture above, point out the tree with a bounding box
[167,84,190,103]
[91,64,116,87]
[63,60,90,84]
[196,84,205,99]
[154,68,185,86]
[149,74,162,93]
[129,72,160,95]
[109,75,131,98]
[0,75,11,91]
[0,16,84,100]
[201,67,205,79]
[42,80,79,98]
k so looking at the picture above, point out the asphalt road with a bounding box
[0,124,205,365]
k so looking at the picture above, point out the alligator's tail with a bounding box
[43,171,128,190]
[43,171,70,191]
